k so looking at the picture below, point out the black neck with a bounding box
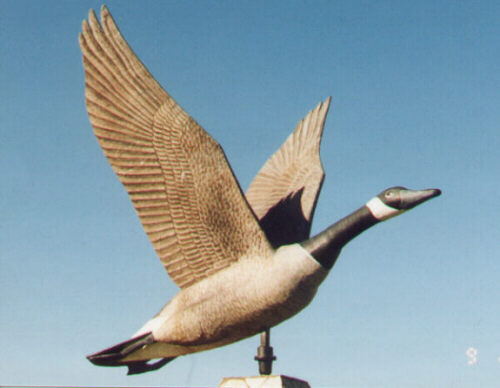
[301,205,379,269]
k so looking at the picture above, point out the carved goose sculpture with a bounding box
[81,6,441,375]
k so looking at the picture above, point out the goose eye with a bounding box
[386,191,394,198]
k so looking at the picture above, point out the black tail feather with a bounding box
[87,332,176,374]
[127,357,175,375]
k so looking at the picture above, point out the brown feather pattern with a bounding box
[79,6,272,289]
[246,97,331,238]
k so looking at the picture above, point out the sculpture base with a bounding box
[219,375,310,388]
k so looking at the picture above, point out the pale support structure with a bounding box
[219,375,310,388]
[218,329,310,387]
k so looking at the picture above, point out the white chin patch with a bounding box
[366,197,402,221]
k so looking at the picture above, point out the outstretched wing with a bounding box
[79,6,272,289]
[246,98,331,247]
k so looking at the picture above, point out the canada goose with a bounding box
[80,6,441,376]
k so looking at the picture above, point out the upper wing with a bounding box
[246,98,331,247]
[79,6,272,289]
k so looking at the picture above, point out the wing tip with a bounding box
[79,19,91,50]
[101,4,112,24]
[324,96,332,109]
[297,96,332,143]
[316,96,332,115]
[81,17,90,33]
[89,8,102,32]
[82,6,112,35]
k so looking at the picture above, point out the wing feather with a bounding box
[246,98,331,247]
[80,6,272,289]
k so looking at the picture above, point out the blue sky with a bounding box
[1,1,499,387]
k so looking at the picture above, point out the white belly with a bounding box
[126,244,328,360]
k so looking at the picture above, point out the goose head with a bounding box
[302,186,441,269]
[366,186,442,221]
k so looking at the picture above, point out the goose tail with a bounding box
[87,332,176,375]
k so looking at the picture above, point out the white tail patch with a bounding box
[366,197,402,221]
[134,316,165,338]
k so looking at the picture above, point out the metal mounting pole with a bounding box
[254,327,276,375]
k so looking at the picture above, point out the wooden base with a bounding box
[219,375,310,388]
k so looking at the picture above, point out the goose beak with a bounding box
[400,188,441,209]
